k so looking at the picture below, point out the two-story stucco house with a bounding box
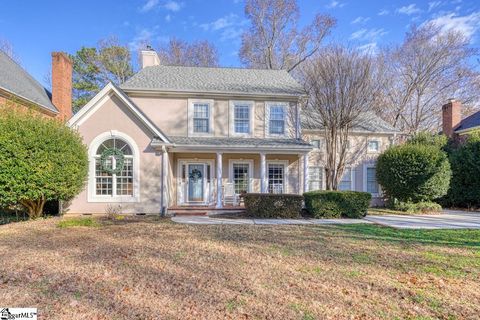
[302,112,400,206]
[67,48,312,214]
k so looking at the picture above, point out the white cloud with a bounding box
[428,1,442,12]
[427,11,480,40]
[326,1,345,9]
[378,9,389,16]
[129,28,155,50]
[139,0,183,13]
[140,0,159,12]
[199,13,248,41]
[357,42,378,54]
[397,4,421,15]
[351,16,370,24]
[349,28,387,42]
[378,9,390,16]
[164,1,182,12]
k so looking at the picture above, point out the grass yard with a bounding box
[0,217,479,319]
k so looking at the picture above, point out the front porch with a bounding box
[168,151,308,210]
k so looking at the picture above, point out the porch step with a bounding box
[171,210,208,216]
[168,205,245,217]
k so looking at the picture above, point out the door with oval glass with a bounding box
[188,164,205,202]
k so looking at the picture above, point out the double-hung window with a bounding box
[338,167,353,191]
[193,103,210,133]
[308,167,323,191]
[311,139,321,149]
[232,102,252,135]
[269,104,286,135]
[268,162,287,193]
[366,166,379,194]
[368,140,380,152]
[232,163,250,194]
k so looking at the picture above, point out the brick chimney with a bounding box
[442,99,462,138]
[140,45,160,69]
[51,52,73,120]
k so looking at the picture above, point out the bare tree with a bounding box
[302,46,379,190]
[0,38,20,64]
[376,23,479,134]
[239,0,335,72]
[157,38,219,67]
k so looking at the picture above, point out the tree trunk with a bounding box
[20,198,46,219]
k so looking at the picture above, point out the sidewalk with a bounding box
[171,216,370,225]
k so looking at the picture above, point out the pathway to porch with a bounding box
[171,216,370,225]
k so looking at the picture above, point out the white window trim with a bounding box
[88,131,140,203]
[265,102,289,138]
[310,138,324,151]
[177,159,215,205]
[228,159,254,194]
[308,166,325,191]
[367,139,381,153]
[267,160,289,193]
[363,162,381,197]
[229,100,254,137]
[339,167,355,191]
[188,99,214,137]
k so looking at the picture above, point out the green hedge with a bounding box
[376,143,451,203]
[393,201,442,214]
[243,193,303,218]
[303,191,371,218]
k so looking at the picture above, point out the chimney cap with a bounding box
[145,45,155,51]
[448,98,456,103]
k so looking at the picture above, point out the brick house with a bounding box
[0,50,72,119]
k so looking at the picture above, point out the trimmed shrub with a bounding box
[407,132,448,149]
[303,191,371,218]
[0,109,88,218]
[443,133,480,208]
[376,144,451,203]
[243,193,303,218]
[393,201,442,214]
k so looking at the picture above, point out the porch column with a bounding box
[260,152,267,193]
[161,146,169,215]
[216,152,223,208]
[303,153,309,193]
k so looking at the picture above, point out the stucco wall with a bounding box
[303,132,395,205]
[129,95,298,139]
[66,94,163,214]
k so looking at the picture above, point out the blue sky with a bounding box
[1,0,479,86]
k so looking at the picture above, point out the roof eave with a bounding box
[0,86,59,115]
[121,87,306,100]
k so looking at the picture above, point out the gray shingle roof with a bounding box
[0,50,57,113]
[302,111,400,133]
[455,110,480,132]
[121,65,305,97]
[164,136,312,150]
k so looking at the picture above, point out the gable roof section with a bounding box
[120,65,306,97]
[68,82,171,144]
[455,110,480,133]
[0,50,58,113]
[302,111,400,134]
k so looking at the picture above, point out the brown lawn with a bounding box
[0,216,479,320]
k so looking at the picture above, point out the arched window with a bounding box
[94,138,134,197]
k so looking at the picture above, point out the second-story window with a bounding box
[368,140,380,152]
[234,104,250,134]
[269,105,285,135]
[193,103,210,133]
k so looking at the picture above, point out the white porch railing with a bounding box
[177,180,214,205]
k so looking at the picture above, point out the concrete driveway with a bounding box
[365,210,480,229]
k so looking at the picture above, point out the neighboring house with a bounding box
[0,50,72,119]
[302,112,400,206]
[442,98,480,138]
[67,48,312,214]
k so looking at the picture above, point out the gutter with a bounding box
[0,86,59,116]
